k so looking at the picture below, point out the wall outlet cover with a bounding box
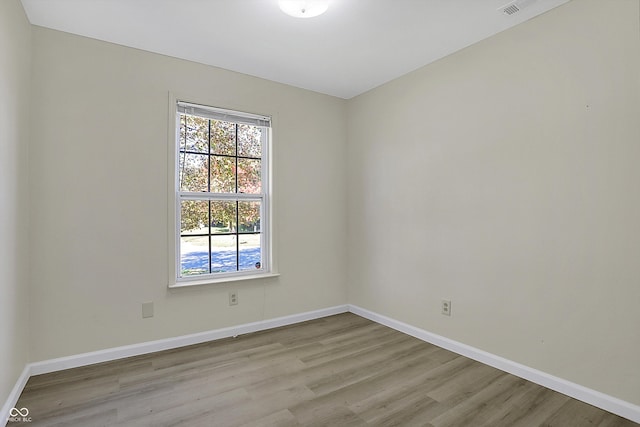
[142,301,154,318]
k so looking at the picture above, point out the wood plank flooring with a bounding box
[10,313,638,426]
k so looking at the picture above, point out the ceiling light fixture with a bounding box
[278,0,329,18]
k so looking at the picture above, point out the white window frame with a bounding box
[168,96,277,287]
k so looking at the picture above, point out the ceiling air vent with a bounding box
[499,0,536,15]
[503,4,520,15]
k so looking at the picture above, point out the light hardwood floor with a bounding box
[10,313,638,426]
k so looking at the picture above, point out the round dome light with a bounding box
[278,0,329,18]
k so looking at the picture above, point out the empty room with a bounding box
[1,0,639,425]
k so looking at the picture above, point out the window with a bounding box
[174,101,271,283]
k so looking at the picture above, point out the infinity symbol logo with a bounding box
[9,407,29,417]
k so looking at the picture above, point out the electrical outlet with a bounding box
[229,291,238,306]
[441,299,451,316]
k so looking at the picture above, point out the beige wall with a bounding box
[28,27,348,361]
[347,0,640,406]
[0,0,31,406]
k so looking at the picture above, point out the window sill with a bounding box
[169,272,280,289]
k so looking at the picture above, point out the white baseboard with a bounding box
[348,304,640,424]
[2,304,349,420]
[30,304,349,376]
[4,303,639,424]
[1,365,30,425]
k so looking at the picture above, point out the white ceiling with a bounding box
[20,0,570,99]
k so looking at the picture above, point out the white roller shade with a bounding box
[177,101,271,128]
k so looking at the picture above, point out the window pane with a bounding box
[210,156,236,193]
[181,115,209,152]
[211,235,237,273]
[238,124,262,158]
[211,120,236,156]
[210,201,236,234]
[238,201,260,232]
[179,153,209,192]
[181,200,209,234]
[239,234,261,271]
[237,158,261,194]
[180,235,209,276]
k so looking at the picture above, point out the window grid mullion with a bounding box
[180,149,259,161]
[235,124,240,271]
[236,200,240,271]
[180,231,261,238]
[208,119,212,274]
